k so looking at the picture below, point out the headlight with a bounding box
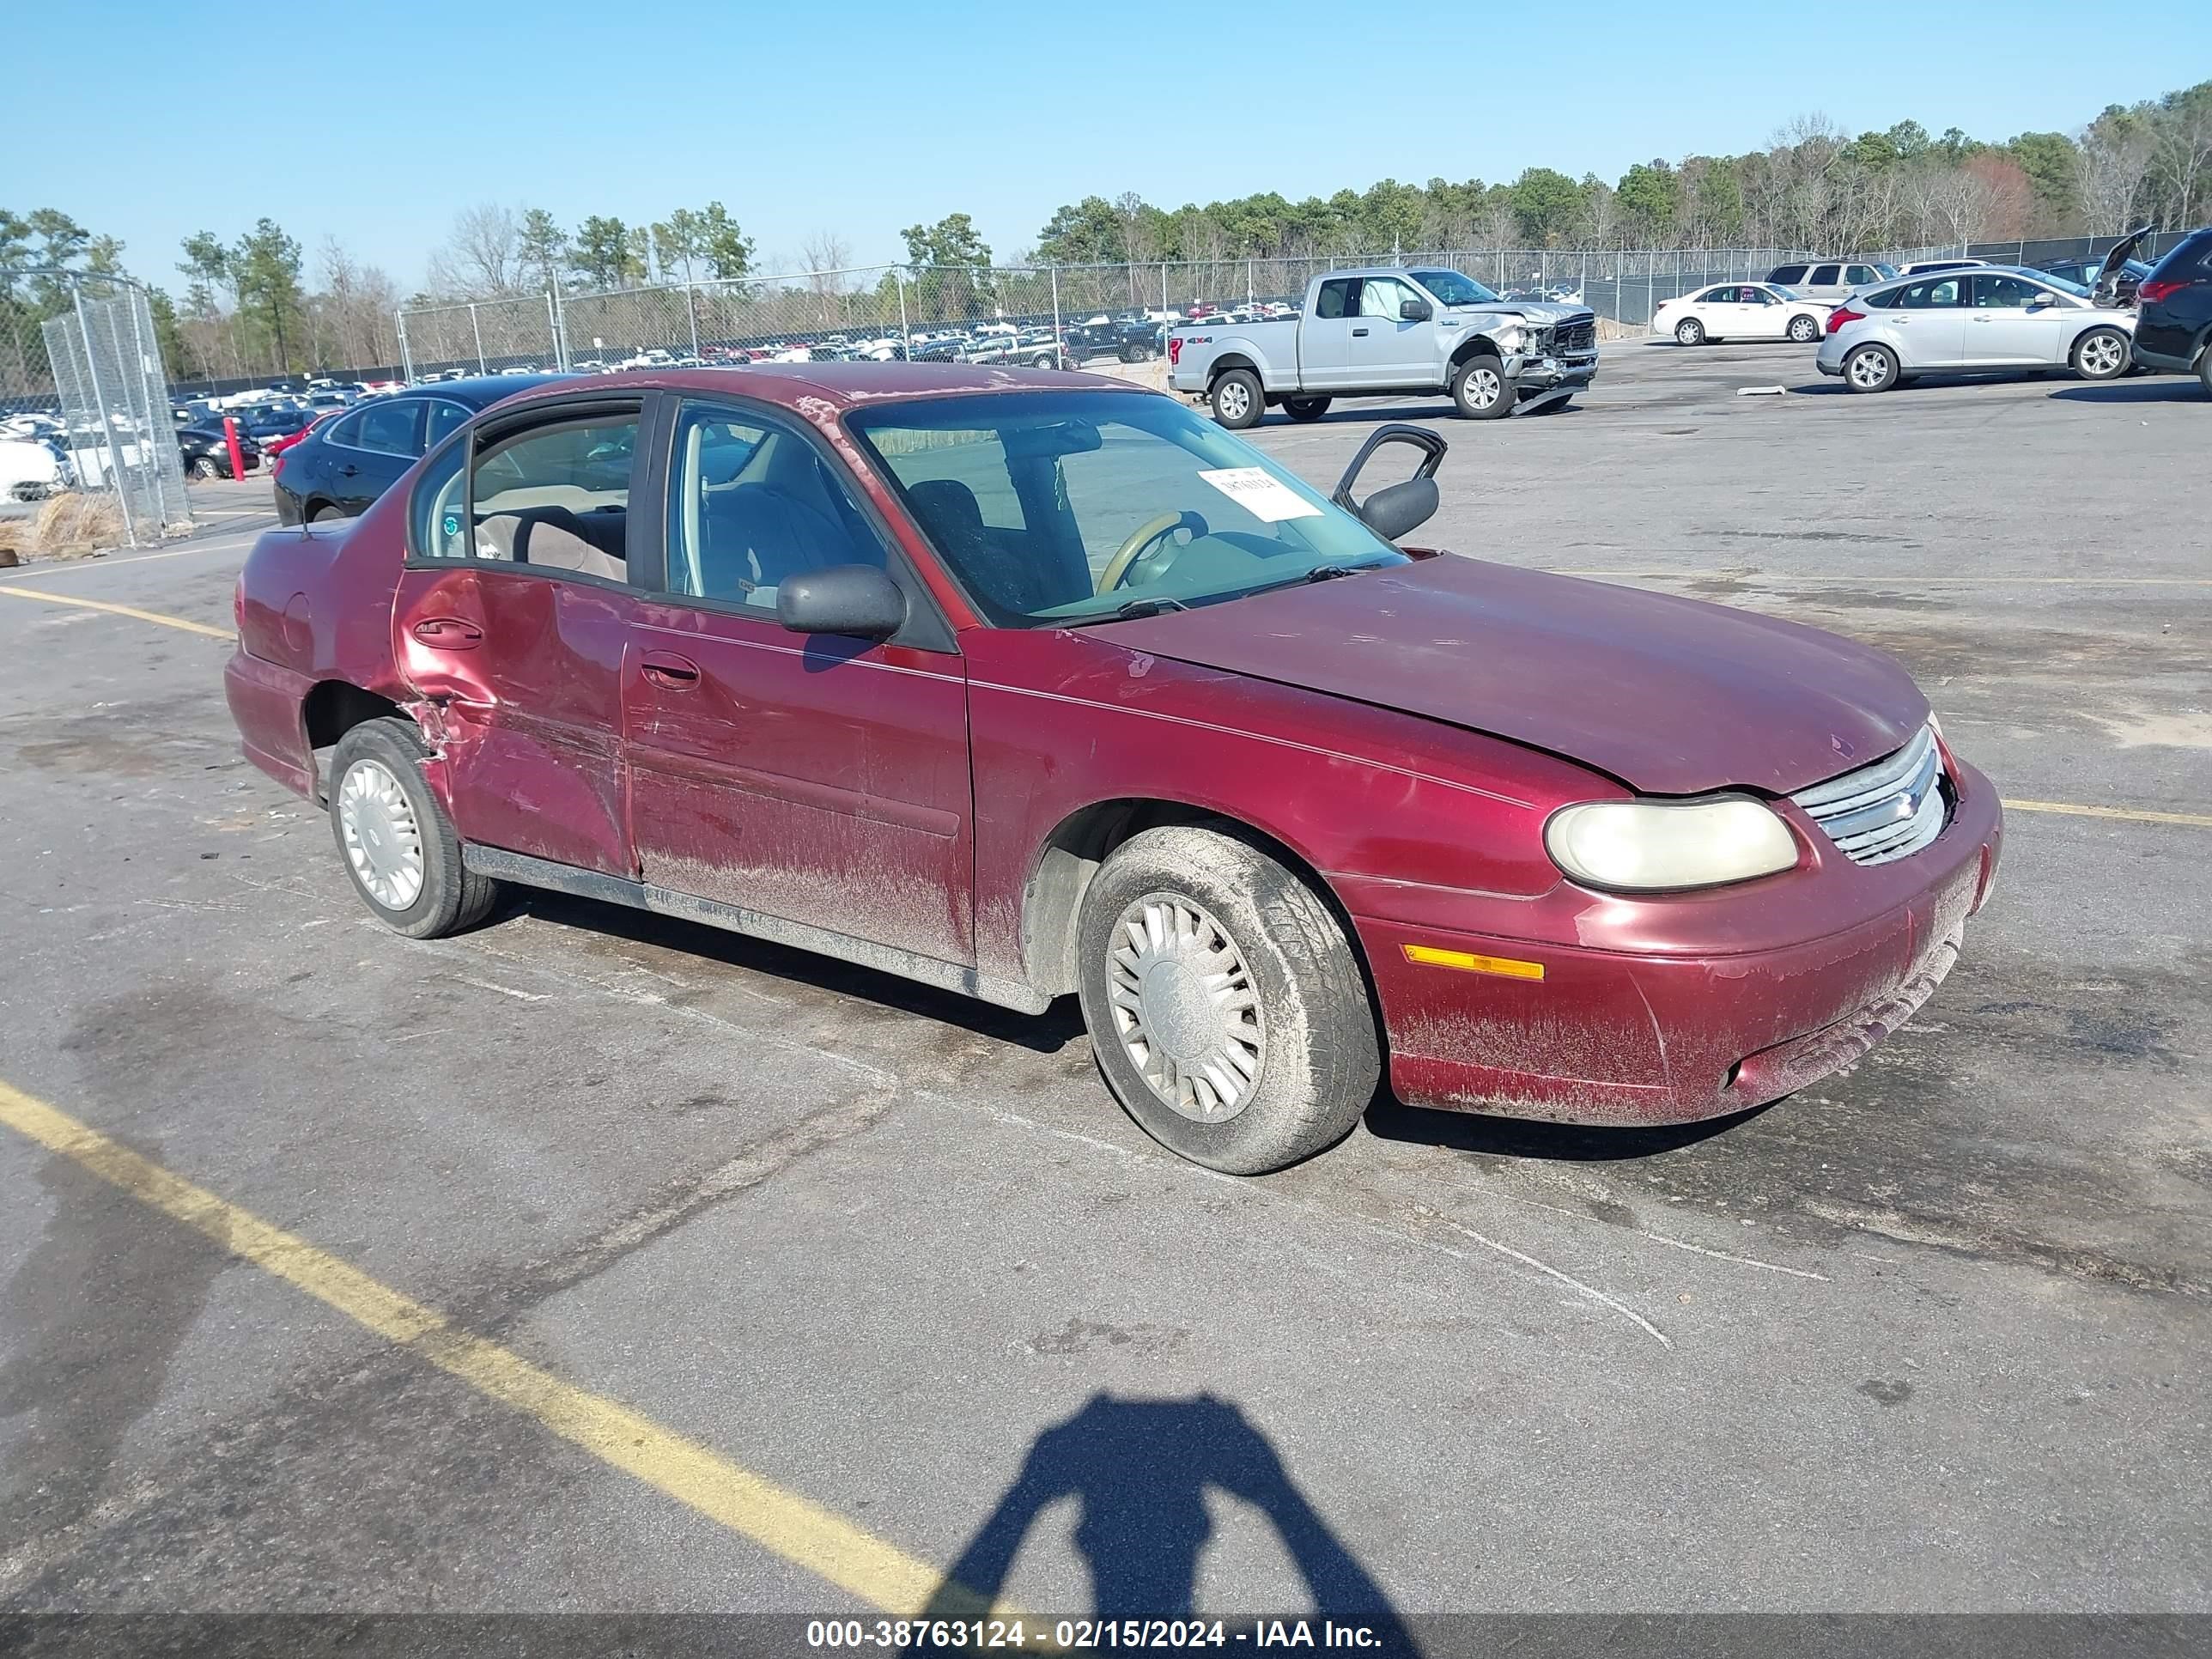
[1495,324,1527,352]
[1545,796,1799,893]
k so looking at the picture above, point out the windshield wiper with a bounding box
[1302,559,1394,584]
[1062,595,1191,627]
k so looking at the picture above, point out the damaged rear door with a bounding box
[619,397,975,968]
[392,393,647,877]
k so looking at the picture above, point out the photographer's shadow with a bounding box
[921,1391,1413,1643]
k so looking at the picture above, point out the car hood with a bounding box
[2098,227,2155,288]
[1447,301,1590,325]
[1093,555,1929,796]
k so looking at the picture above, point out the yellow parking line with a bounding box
[0,1079,986,1617]
[2002,799,2212,830]
[0,585,231,639]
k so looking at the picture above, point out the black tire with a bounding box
[189,455,222,481]
[308,503,343,524]
[2199,344,2212,398]
[1075,824,1378,1174]
[1843,342,1900,393]
[327,717,497,939]
[1787,313,1820,343]
[2069,326,2130,382]
[1449,354,1515,420]
[1283,396,1331,422]
[1208,368,1264,428]
[1674,317,1705,346]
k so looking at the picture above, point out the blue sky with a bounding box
[13,2,2207,289]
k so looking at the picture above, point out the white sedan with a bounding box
[1653,283,1830,347]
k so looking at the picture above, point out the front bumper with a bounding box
[1358,774,2003,1127]
[1504,351,1598,394]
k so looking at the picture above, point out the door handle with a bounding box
[1970,314,1993,322]
[640,652,701,689]
[410,617,483,648]
[338,464,359,477]
[1351,327,1370,337]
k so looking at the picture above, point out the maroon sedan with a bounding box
[224,365,2001,1173]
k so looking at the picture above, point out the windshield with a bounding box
[848,392,1407,628]
[2041,271,2093,298]
[1407,269,1499,307]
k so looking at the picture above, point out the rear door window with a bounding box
[467,410,638,581]
[352,398,425,458]
[1315,279,1358,319]
[1808,264,1842,287]
[1702,286,1737,304]
[1768,264,1808,285]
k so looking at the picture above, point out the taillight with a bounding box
[1826,305,1864,334]
[233,575,246,633]
[2137,277,2185,305]
[1167,335,1182,366]
[270,450,286,477]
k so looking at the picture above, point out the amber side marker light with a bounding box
[1401,944,1546,981]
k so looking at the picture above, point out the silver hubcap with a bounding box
[1678,322,1699,343]
[2081,334,2123,376]
[338,758,425,911]
[1792,318,1815,341]
[1849,349,1890,388]
[1217,380,1251,421]
[1465,367,1502,407]
[1107,894,1265,1123]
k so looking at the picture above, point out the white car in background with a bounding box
[1654,283,1830,346]
[2,435,70,501]
[1817,266,2136,392]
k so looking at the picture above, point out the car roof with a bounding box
[477,362,1150,416]
[393,373,574,407]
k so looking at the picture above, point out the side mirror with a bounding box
[1400,297,1433,322]
[2026,294,2055,309]
[777,564,907,640]
[1331,422,1448,543]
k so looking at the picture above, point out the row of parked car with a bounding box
[1650,230,2212,397]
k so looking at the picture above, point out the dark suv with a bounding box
[2130,228,2212,392]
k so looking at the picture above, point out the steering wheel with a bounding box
[1097,510,1207,594]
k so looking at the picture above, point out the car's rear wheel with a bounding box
[328,718,497,939]
[2070,326,2129,381]
[2199,344,2212,398]
[1674,318,1705,346]
[1450,354,1514,419]
[189,455,222,481]
[1075,824,1378,1174]
[1283,397,1331,422]
[1844,343,1900,393]
[1787,313,1820,343]
[1208,368,1264,428]
[308,504,343,524]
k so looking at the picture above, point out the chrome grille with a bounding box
[1554,315,1596,355]
[1790,725,1948,866]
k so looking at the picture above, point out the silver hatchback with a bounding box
[1815,266,2138,393]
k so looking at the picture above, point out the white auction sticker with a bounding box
[1196,467,1322,522]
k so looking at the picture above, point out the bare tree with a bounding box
[2152,96,2212,228]
[2075,114,2156,233]
[799,231,854,324]
[428,203,521,297]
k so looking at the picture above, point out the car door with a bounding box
[1803,263,1844,302]
[1884,275,1968,368]
[1297,277,1365,390]
[390,394,647,878]
[328,396,427,515]
[620,398,975,968]
[1966,271,2074,365]
[1736,286,1787,338]
[1350,276,1433,387]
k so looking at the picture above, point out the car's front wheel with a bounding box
[1674,318,1705,346]
[1075,824,1379,1174]
[1450,354,1514,419]
[327,718,497,939]
[1208,368,1264,428]
[1844,343,1900,393]
[2070,326,2130,381]
[1788,313,1821,343]
[1283,397,1331,422]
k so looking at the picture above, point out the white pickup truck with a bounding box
[1168,266,1599,427]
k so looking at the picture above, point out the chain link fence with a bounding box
[39,279,191,545]
[396,249,1823,377]
[392,233,2199,379]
